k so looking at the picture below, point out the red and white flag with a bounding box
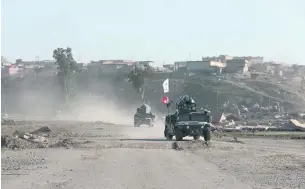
[162,96,169,104]
[8,65,19,75]
[162,78,169,93]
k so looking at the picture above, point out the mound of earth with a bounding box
[1,119,16,125]
[30,126,51,135]
[1,135,46,149]
[49,138,79,149]
[1,126,93,150]
[50,138,93,149]
[172,140,211,151]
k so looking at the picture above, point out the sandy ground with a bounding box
[2,120,305,189]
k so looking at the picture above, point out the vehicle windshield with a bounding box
[177,114,189,121]
[190,114,206,121]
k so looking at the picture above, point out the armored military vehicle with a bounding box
[164,95,212,141]
[134,104,155,127]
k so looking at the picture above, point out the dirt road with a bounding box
[2,121,305,189]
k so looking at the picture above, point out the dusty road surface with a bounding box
[2,120,305,189]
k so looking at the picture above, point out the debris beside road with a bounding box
[49,138,79,149]
[1,119,16,125]
[1,135,46,149]
[30,126,51,135]
[172,140,211,151]
[1,126,93,150]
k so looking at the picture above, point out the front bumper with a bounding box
[176,123,211,136]
[134,118,153,124]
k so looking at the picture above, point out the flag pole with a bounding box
[162,78,170,115]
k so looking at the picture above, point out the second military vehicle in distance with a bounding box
[164,95,212,141]
[134,104,155,127]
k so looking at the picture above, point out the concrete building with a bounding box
[101,64,133,73]
[14,59,56,69]
[87,63,132,74]
[233,56,263,67]
[135,61,154,68]
[291,64,305,74]
[225,59,249,74]
[87,59,135,74]
[256,61,284,76]
[250,72,263,79]
[186,61,225,74]
[174,61,188,72]
[163,64,175,71]
[90,60,134,66]
[202,55,233,63]
[135,61,165,71]
[247,56,264,65]
[102,60,134,66]
[90,60,104,65]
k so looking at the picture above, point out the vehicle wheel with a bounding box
[203,129,211,141]
[166,135,173,141]
[175,129,183,141]
[134,122,139,127]
[164,129,173,140]
[193,135,200,140]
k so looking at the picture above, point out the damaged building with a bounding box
[186,61,225,74]
[87,59,135,74]
[224,59,249,74]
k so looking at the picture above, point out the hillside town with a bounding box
[2,54,305,132]
[2,55,305,80]
[3,0,305,187]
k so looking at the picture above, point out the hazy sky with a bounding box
[1,0,305,64]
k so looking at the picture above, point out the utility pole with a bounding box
[216,90,219,113]
[35,56,39,64]
[268,88,271,113]
[301,71,305,91]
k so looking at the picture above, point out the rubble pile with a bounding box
[1,135,46,149]
[49,138,80,149]
[1,119,16,125]
[1,128,50,149]
[172,141,211,151]
[12,130,48,143]
[29,126,51,135]
[1,126,92,150]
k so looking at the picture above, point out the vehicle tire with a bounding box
[193,135,200,140]
[134,121,139,127]
[175,129,183,141]
[203,129,211,141]
[164,129,173,140]
[166,135,173,141]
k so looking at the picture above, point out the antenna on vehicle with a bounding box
[141,88,146,104]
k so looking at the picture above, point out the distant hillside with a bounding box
[2,68,305,117]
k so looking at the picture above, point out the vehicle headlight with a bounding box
[186,126,190,129]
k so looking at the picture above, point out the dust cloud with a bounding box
[1,87,57,120]
[59,95,135,125]
[2,81,138,126]
[2,71,162,127]
[122,116,165,139]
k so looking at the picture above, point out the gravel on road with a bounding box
[2,120,305,189]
